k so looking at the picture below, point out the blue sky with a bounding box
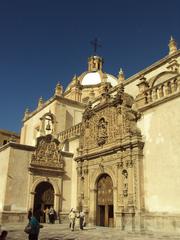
[0,0,180,133]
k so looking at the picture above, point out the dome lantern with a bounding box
[88,56,103,72]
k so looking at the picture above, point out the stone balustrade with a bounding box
[136,75,180,108]
[58,122,82,141]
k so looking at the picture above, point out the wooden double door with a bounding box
[96,174,114,227]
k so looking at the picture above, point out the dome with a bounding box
[81,72,118,87]
[64,55,118,93]
[81,72,101,85]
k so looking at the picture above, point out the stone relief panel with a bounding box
[31,134,64,169]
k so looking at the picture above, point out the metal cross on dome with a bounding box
[91,38,101,55]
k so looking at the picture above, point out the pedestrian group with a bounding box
[23,207,86,240]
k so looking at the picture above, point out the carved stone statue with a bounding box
[122,169,128,197]
[97,118,108,146]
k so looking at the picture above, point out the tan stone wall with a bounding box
[69,139,79,209]
[138,97,180,213]
[4,147,32,212]
[0,147,10,211]
[20,101,56,146]
[61,155,73,212]
[20,100,83,146]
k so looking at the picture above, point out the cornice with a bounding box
[29,166,65,176]
[0,142,35,152]
[61,151,74,157]
[75,139,143,161]
[124,50,180,85]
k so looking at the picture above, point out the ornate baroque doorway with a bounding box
[33,182,54,222]
[96,174,114,227]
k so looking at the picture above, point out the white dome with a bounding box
[81,72,118,87]
[81,72,101,85]
[106,74,118,87]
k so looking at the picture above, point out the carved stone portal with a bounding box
[76,84,144,230]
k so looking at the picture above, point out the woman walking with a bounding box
[28,214,43,240]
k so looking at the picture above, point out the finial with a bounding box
[170,35,174,41]
[23,107,30,120]
[90,38,101,55]
[168,35,177,55]
[118,68,125,83]
[38,96,43,108]
[55,82,63,96]
[72,74,78,82]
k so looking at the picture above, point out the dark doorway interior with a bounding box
[99,205,105,226]
[34,182,54,223]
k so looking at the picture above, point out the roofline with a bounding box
[0,129,20,137]
[23,95,85,123]
[0,142,35,152]
[124,50,180,85]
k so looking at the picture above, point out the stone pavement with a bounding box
[1,223,180,240]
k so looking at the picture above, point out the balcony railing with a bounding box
[136,75,180,108]
[58,122,82,141]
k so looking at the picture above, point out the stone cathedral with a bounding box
[0,37,180,232]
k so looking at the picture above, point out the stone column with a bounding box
[89,188,97,226]
[29,192,35,210]
[82,162,89,212]
[76,162,82,211]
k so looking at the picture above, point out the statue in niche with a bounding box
[97,118,108,146]
[122,169,128,197]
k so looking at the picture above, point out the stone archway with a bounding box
[33,181,54,222]
[96,174,114,227]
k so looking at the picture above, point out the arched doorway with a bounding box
[33,182,54,222]
[96,174,114,227]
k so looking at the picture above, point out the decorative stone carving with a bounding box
[79,83,141,154]
[75,82,144,227]
[99,163,104,173]
[117,160,123,169]
[100,82,112,103]
[30,135,64,169]
[97,118,108,145]
[122,169,128,197]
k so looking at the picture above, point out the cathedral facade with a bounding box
[0,37,180,232]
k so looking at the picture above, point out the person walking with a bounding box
[44,207,50,224]
[0,230,8,240]
[28,208,33,222]
[28,214,43,240]
[79,210,85,230]
[68,209,76,231]
[49,206,55,224]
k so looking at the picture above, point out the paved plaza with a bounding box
[1,223,180,240]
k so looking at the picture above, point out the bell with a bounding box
[46,121,51,131]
